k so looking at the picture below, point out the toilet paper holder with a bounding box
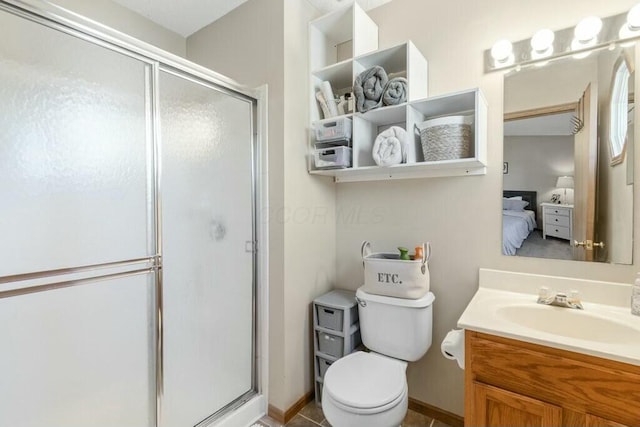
[441,329,465,369]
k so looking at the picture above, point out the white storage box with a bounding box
[415,115,472,161]
[314,146,351,169]
[361,241,431,299]
[315,118,352,141]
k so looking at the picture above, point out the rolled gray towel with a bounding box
[354,66,388,113]
[382,77,408,106]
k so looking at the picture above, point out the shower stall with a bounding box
[0,1,266,426]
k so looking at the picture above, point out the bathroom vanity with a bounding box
[459,269,640,427]
[465,331,639,427]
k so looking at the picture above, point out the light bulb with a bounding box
[531,29,554,53]
[574,16,603,42]
[491,39,512,62]
[571,37,593,59]
[491,39,514,68]
[620,24,639,47]
[628,3,640,30]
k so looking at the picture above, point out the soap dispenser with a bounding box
[632,273,640,316]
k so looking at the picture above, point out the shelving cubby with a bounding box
[309,3,378,124]
[353,41,428,103]
[308,5,487,182]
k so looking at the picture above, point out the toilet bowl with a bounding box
[321,288,435,427]
[322,351,408,427]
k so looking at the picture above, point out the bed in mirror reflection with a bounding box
[502,45,634,264]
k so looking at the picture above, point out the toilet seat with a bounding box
[323,351,407,415]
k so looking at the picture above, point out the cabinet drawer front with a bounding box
[546,225,570,239]
[468,333,640,426]
[546,207,570,216]
[545,214,570,227]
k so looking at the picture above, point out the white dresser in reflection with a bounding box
[541,203,573,241]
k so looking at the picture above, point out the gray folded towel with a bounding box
[354,66,388,113]
[382,77,408,106]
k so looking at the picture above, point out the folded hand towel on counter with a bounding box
[382,77,408,106]
[372,126,407,166]
[354,66,388,113]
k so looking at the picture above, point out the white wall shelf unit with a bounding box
[308,6,487,182]
[310,88,488,182]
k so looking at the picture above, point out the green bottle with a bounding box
[398,246,410,260]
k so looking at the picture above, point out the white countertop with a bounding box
[458,269,640,366]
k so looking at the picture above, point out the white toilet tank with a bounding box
[356,287,435,362]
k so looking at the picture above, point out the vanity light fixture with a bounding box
[619,4,640,46]
[491,39,514,68]
[530,29,554,66]
[484,6,640,72]
[571,16,602,59]
[531,29,554,59]
[628,3,640,30]
[574,16,603,43]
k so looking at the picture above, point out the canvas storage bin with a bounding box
[415,115,472,161]
[361,241,431,299]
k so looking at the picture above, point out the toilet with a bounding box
[322,287,435,427]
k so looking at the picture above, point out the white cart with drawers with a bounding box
[312,289,362,404]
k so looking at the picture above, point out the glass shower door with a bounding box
[159,69,255,427]
[0,7,156,427]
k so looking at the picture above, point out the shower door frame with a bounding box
[0,1,269,425]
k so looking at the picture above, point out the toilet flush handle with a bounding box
[355,296,367,307]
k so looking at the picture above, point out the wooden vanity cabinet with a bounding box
[465,331,640,427]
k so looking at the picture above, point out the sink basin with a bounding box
[496,304,640,343]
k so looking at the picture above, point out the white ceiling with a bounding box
[112,0,393,37]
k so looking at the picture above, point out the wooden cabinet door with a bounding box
[586,414,629,427]
[472,382,562,427]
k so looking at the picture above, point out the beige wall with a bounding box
[47,0,186,56]
[282,0,337,409]
[504,56,598,114]
[188,0,338,412]
[335,0,640,417]
[504,135,575,224]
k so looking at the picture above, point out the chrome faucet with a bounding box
[537,287,583,310]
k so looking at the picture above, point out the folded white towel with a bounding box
[372,126,407,166]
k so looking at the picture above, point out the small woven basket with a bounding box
[415,115,472,161]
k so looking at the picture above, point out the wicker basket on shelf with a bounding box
[415,115,472,161]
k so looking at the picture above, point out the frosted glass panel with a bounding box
[160,71,254,426]
[0,11,152,276]
[0,274,154,427]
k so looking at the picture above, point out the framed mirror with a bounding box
[502,46,635,264]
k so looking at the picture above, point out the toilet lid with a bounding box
[324,351,406,410]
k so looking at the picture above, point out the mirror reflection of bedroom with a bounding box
[503,45,635,263]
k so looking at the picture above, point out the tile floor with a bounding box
[258,400,453,427]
